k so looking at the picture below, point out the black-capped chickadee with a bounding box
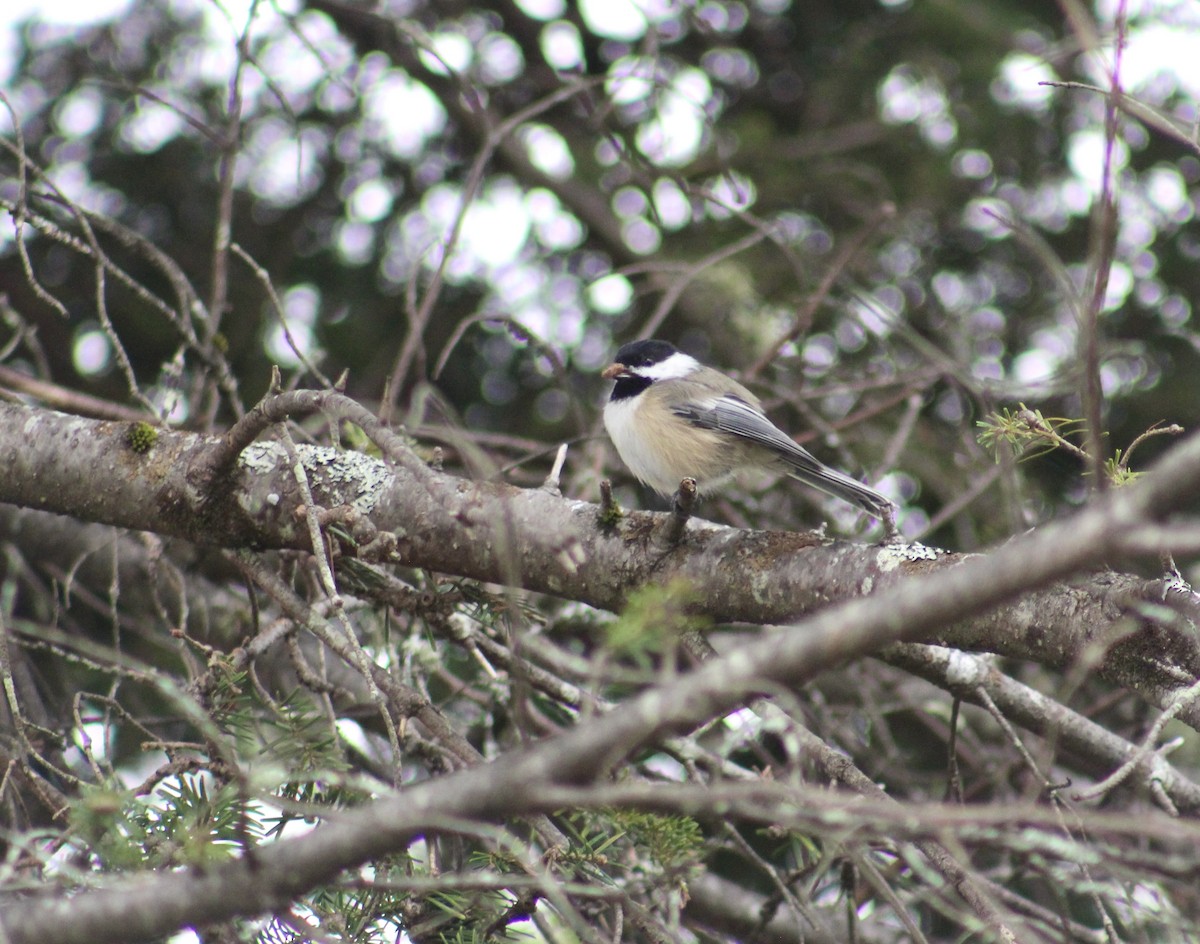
[602,339,894,519]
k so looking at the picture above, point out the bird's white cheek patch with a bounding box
[640,352,700,381]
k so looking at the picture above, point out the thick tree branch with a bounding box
[1,400,1199,719]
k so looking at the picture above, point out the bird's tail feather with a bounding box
[787,465,893,518]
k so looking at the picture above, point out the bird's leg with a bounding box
[664,477,698,544]
[880,503,901,545]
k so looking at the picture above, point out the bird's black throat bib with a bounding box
[609,374,653,402]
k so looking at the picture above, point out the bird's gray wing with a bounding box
[673,395,827,473]
[673,395,893,516]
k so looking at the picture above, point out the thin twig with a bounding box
[663,477,697,545]
[1077,3,1128,494]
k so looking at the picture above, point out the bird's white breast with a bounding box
[603,392,738,496]
[604,395,670,492]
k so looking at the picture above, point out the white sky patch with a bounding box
[952,148,993,180]
[878,63,957,147]
[992,52,1058,111]
[962,197,1016,238]
[1103,260,1133,310]
[185,0,288,88]
[349,179,394,223]
[705,170,756,218]
[265,320,315,368]
[74,717,111,761]
[53,86,104,136]
[0,0,132,82]
[365,69,448,160]
[852,292,896,335]
[653,177,692,229]
[514,0,566,19]
[541,20,584,70]
[1057,177,1093,217]
[1012,348,1060,386]
[336,220,375,265]
[606,55,656,105]
[519,123,575,178]
[641,752,686,781]
[587,273,633,313]
[1098,19,1200,98]
[526,187,583,249]
[478,32,523,84]
[493,264,546,320]
[932,271,967,310]
[1066,129,1130,198]
[1118,203,1155,250]
[636,67,710,166]
[802,333,836,372]
[1144,164,1189,219]
[266,283,320,366]
[252,11,344,107]
[1030,323,1072,363]
[418,29,473,77]
[42,160,93,207]
[720,707,761,738]
[613,186,647,218]
[461,180,532,268]
[72,326,113,375]
[118,97,188,152]
[241,120,328,207]
[579,0,648,40]
[335,717,371,756]
[404,178,535,281]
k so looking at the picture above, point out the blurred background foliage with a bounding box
[3,0,1198,549]
[3,2,1200,940]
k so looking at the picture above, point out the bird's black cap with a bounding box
[612,339,679,368]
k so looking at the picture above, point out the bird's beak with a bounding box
[601,363,628,380]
